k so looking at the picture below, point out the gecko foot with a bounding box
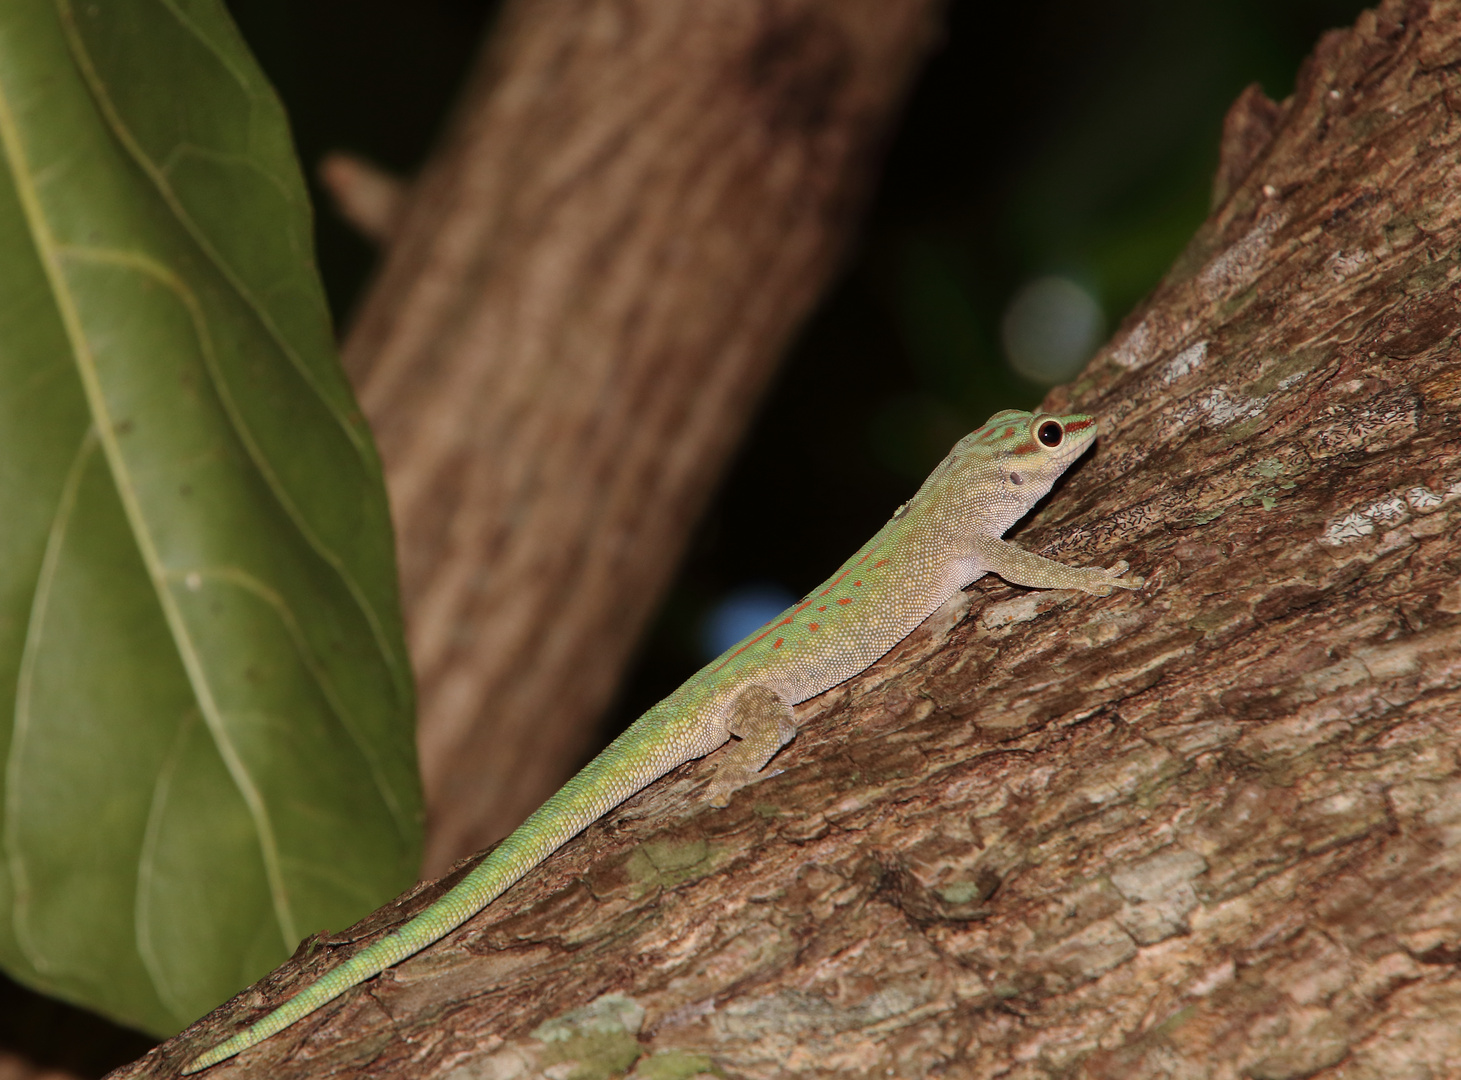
[705,686,797,807]
[1102,560,1145,591]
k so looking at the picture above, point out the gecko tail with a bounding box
[180,928,413,1072]
[181,826,547,1073]
[182,714,682,1072]
[181,821,548,1073]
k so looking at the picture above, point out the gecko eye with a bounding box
[1037,420,1064,447]
[1008,471,1024,486]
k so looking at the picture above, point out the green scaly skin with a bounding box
[184,409,1141,1072]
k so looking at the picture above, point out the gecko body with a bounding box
[184,408,1140,1072]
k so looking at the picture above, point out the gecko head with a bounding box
[915,409,1100,536]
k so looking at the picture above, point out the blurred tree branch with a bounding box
[318,152,408,244]
[334,0,945,875]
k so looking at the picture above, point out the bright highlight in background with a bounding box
[700,584,797,660]
[1001,275,1106,385]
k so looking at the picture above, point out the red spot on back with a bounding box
[819,567,855,597]
[809,622,819,631]
[773,638,783,649]
[874,560,887,568]
[837,598,851,606]
[854,580,863,586]
[711,599,811,671]
[818,605,827,612]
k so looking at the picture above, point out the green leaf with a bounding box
[0,0,422,1036]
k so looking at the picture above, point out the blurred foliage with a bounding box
[868,0,1370,482]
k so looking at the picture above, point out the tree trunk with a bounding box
[339,0,944,876]
[121,1,1461,1077]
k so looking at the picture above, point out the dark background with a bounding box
[4,0,1368,1073]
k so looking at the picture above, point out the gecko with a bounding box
[184,408,1141,1072]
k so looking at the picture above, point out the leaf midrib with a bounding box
[0,69,300,955]
[55,0,415,717]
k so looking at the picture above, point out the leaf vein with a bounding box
[0,76,300,950]
[53,244,415,842]
[135,707,199,1020]
[166,565,411,839]
[150,0,255,97]
[54,0,413,712]
[4,429,97,979]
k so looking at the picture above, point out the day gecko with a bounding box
[184,408,1140,1071]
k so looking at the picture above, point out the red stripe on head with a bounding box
[1063,418,1094,434]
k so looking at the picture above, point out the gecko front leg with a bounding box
[705,684,798,807]
[967,533,1144,596]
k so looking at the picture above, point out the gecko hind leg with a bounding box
[705,685,797,808]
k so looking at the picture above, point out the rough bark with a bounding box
[122,2,1461,1077]
[340,0,944,876]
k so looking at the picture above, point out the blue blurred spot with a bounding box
[1000,275,1106,385]
[700,584,797,660]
